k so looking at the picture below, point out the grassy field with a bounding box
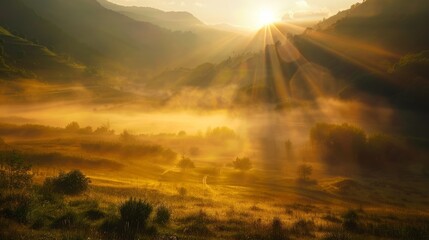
[1,122,429,240]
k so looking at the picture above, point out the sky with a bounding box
[110,0,361,28]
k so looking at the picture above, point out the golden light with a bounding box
[257,8,277,27]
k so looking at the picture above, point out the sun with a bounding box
[258,8,277,27]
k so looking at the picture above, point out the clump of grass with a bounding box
[84,209,105,221]
[120,198,153,237]
[99,216,121,237]
[0,193,32,224]
[291,219,315,237]
[31,217,47,230]
[182,221,213,236]
[62,233,86,240]
[342,210,360,232]
[322,213,342,223]
[322,231,352,240]
[51,212,78,229]
[272,217,288,240]
[180,210,214,236]
[177,187,187,197]
[155,206,171,225]
[99,198,154,240]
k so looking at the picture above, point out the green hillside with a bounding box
[315,0,429,53]
[0,0,198,77]
[293,0,429,111]
[0,26,83,80]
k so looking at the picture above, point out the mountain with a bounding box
[292,0,429,111]
[1,0,198,77]
[0,26,84,80]
[314,0,429,53]
[0,0,100,67]
[96,0,248,65]
[97,0,204,31]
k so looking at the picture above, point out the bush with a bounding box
[177,156,195,170]
[291,219,315,237]
[342,210,359,232]
[84,209,105,221]
[0,193,32,223]
[120,198,153,236]
[297,164,313,181]
[311,123,366,168]
[44,170,90,195]
[155,206,171,225]
[232,157,252,171]
[52,212,78,229]
[322,231,352,240]
[65,122,80,132]
[99,216,121,236]
[0,151,32,191]
[177,187,187,197]
[272,217,286,240]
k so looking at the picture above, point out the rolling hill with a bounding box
[0,0,199,78]
[0,26,84,80]
[97,0,204,31]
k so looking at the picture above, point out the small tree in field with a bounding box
[177,156,195,170]
[0,151,32,191]
[65,122,80,132]
[232,157,252,172]
[297,164,313,181]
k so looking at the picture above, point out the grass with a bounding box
[1,122,429,239]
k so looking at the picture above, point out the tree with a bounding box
[297,164,313,181]
[177,156,195,170]
[44,170,90,195]
[0,151,32,191]
[65,122,80,132]
[310,123,366,168]
[232,157,252,171]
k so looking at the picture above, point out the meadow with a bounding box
[1,115,428,240]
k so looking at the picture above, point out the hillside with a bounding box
[0,0,100,67]
[97,0,204,31]
[314,0,429,53]
[96,0,248,65]
[291,0,429,112]
[0,26,84,80]
[0,0,198,77]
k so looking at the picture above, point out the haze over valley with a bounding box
[1,0,429,239]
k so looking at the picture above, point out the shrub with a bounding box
[155,206,171,225]
[232,157,252,171]
[297,164,313,181]
[183,221,212,236]
[177,156,195,170]
[177,187,187,197]
[0,151,32,191]
[99,216,121,236]
[84,209,106,221]
[291,219,315,237]
[65,122,80,132]
[310,123,366,168]
[272,217,286,240]
[120,198,153,235]
[44,170,90,195]
[52,212,78,229]
[342,210,359,232]
[0,193,32,223]
[322,231,352,240]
